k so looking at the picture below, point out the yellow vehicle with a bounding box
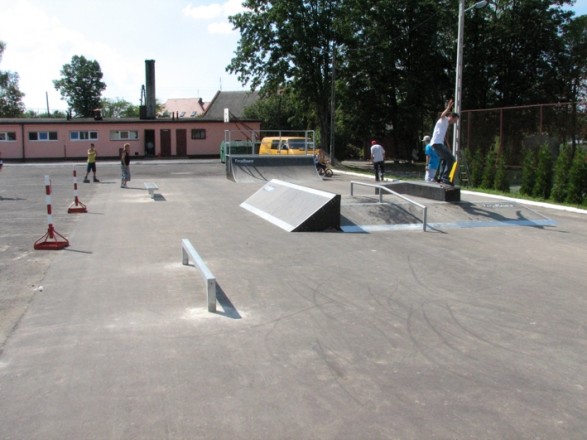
[258,136,315,155]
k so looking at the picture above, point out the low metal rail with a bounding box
[181,239,217,312]
[350,181,428,232]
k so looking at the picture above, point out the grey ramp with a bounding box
[241,179,341,231]
[227,154,321,183]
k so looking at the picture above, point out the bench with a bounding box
[181,239,216,312]
[144,182,159,198]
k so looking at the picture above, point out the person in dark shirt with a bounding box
[120,143,131,188]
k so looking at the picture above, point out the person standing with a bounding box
[422,135,440,182]
[83,143,99,182]
[430,99,459,185]
[120,143,131,188]
[370,140,386,182]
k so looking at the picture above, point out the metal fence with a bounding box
[460,102,587,166]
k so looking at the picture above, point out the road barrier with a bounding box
[34,175,70,250]
[68,168,88,213]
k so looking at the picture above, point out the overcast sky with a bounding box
[1,0,587,113]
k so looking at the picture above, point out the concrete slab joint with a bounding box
[181,238,217,313]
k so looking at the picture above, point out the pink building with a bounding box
[0,91,260,161]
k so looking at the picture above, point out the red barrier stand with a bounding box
[68,168,87,213]
[34,175,70,250]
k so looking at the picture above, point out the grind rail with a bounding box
[350,181,428,232]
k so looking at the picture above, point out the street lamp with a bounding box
[330,45,336,163]
[313,44,337,162]
[453,0,488,157]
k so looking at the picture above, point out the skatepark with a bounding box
[1,159,587,439]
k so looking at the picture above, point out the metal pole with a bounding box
[330,45,336,162]
[453,1,488,157]
[453,0,465,157]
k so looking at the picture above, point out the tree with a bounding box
[101,98,140,118]
[227,1,581,160]
[551,144,573,202]
[565,148,587,205]
[532,144,553,199]
[53,55,106,117]
[228,0,343,153]
[0,41,25,117]
[244,88,311,131]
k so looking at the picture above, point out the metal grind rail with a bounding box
[350,181,428,232]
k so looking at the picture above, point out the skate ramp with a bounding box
[227,154,321,183]
[240,179,341,232]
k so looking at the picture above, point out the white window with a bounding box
[110,130,139,141]
[0,131,16,141]
[70,131,98,141]
[28,131,58,141]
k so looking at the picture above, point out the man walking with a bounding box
[370,140,386,182]
[430,99,459,185]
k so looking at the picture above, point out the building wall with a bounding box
[0,119,261,160]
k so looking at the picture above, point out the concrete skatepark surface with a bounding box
[1,160,587,439]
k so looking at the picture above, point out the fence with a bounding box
[460,102,587,166]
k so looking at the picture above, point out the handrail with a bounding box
[182,239,217,312]
[350,181,428,232]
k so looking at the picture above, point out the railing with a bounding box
[350,181,428,232]
[181,239,217,312]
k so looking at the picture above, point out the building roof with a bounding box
[161,98,209,118]
[201,90,260,121]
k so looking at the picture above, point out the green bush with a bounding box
[494,153,510,192]
[551,144,572,202]
[565,150,587,205]
[467,148,484,187]
[520,148,536,196]
[532,145,553,199]
[481,147,497,189]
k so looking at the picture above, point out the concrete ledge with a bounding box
[383,181,460,202]
[144,182,159,198]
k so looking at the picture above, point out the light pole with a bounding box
[453,0,488,157]
[329,45,336,162]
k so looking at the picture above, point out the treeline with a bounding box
[231,0,587,158]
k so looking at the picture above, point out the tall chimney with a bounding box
[145,60,156,119]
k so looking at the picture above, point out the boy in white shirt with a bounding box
[370,140,386,182]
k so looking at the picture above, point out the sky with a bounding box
[1,0,587,113]
[0,0,247,112]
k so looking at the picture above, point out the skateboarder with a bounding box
[430,99,459,185]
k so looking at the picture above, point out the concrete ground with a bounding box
[1,160,587,440]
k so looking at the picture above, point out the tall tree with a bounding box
[336,0,455,157]
[53,55,107,117]
[100,98,140,118]
[0,41,26,117]
[228,0,582,160]
[228,0,343,153]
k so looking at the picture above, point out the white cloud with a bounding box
[222,0,246,16]
[183,0,245,21]
[208,21,236,35]
[183,3,224,20]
